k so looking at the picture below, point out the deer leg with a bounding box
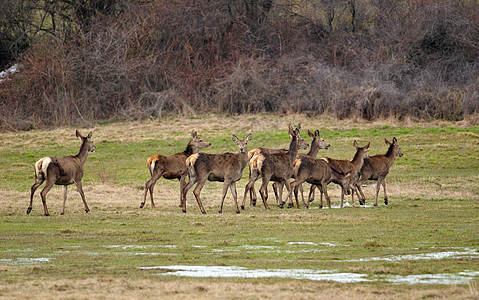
[356,182,366,205]
[308,185,316,203]
[76,181,90,213]
[340,186,345,208]
[374,178,382,207]
[259,176,271,209]
[290,179,305,209]
[179,175,186,208]
[218,180,231,214]
[230,181,240,214]
[181,173,197,213]
[192,177,207,214]
[28,177,44,214]
[382,179,388,205]
[299,184,307,208]
[272,181,279,206]
[321,182,331,208]
[242,171,259,210]
[142,170,163,208]
[61,185,68,215]
[283,179,297,209]
[40,180,55,216]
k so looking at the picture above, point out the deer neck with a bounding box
[306,141,319,158]
[287,136,299,161]
[351,151,366,172]
[75,140,89,165]
[239,150,249,170]
[184,141,197,156]
[384,144,397,166]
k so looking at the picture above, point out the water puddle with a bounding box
[345,248,479,262]
[0,258,54,265]
[139,265,479,285]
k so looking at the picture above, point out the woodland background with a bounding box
[0,0,478,130]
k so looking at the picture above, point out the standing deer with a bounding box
[242,125,307,209]
[244,127,314,208]
[275,129,330,208]
[182,133,252,214]
[141,130,211,209]
[27,130,95,216]
[320,141,370,208]
[354,137,403,206]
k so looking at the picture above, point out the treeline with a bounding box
[0,0,478,130]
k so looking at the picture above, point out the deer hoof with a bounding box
[384,199,388,205]
[45,213,50,216]
[26,207,32,214]
[252,200,256,207]
[140,203,145,208]
[287,203,293,209]
[182,209,186,213]
[240,205,245,210]
[319,205,323,209]
[236,210,240,214]
[278,203,285,209]
[218,210,222,214]
[60,212,64,215]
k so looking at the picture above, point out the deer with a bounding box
[275,129,330,208]
[27,130,96,216]
[243,127,315,208]
[353,137,403,206]
[141,130,211,209]
[318,141,370,208]
[182,133,252,214]
[242,125,307,210]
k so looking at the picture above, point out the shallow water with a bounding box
[344,248,479,262]
[0,257,54,265]
[139,265,479,285]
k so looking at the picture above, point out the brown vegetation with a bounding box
[1,0,479,130]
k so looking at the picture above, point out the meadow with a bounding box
[0,114,478,299]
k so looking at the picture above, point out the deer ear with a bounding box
[393,137,397,144]
[288,125,294,136]
[308,129,314,138]
[246,133,252,142]
[191,130,198,139]
[315,130,320,137]
[232,134,239,143]
[365,142,371,149]
[297,124,301,131]
[76,130,82,139]
[385,138,391,145]
[353,140,359,148]
[87,131,93,139]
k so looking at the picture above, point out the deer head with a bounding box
[385,137,403,157]
[76,130,95,153]
[308,129,330,150]
[190,130,212,152]
[353,140,370,161]
[232,133,252,153]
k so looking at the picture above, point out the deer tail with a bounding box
[146,156,157,175]
[186,154,200,177]
[35,157,53,179]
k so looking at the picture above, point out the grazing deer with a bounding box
[354,137,403,206]
[320,141,370,208]
[27,130,95,216]
[141,130,211,209]
[242,125,307,210]
[182,133,252,214]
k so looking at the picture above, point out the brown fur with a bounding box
[321,141,370,208]
[242,125,306,210]
[182,134,252,214]
[27,130,96,216]
[141,131,211,209]
[354,137,403,206]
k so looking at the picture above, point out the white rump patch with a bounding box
[35,157,52,177]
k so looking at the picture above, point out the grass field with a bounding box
[1,114,478,299]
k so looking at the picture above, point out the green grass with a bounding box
[0,115,478,298]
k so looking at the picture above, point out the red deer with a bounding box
[276,129,330,208]
[182,133,252,214]
[141,131,211,209]
[242,125,307,209]
[319,141,370,208]
[244,127,315,208]
[27,130,95,216]
[354,137,403,206]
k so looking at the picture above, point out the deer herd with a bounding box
[27,126,403,215]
